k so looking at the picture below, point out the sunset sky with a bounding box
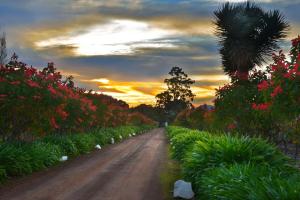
[1,0,300,106]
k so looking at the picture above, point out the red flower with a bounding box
[89,104,97,112]
[10,81,21,85]
[48,85,57,95]
[24,68,36,77]
[227,123,236,130]
[257,80,269,91]
[252,102,271,111]
[292,36,300,47]
[50,117,59,129]
[27,80,40,88]
[0,77,5,82]
[56,106,68,120]
[271,85,283,98]
[0,94,7,98]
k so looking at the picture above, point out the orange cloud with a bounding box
[81,77,225,107]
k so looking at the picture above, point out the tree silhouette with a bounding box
[214,1,289,79]
[156,67,195,122]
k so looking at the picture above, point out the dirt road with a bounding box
[0,128,167,200]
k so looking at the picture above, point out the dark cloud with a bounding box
[1,0,299,105]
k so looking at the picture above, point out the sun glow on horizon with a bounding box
[81,77,226,107]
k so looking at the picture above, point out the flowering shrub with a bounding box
[213,70,273,135]
[0,55,154,140]
[252,36,300,143]
[0,57,95,139]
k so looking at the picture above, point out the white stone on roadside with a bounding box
[60,156,68,162]
[111,138,115,144]
[129,134,132,137]
[95,144,101,150]
[173,180,194,199]
[132,133,136,136]
[119,135,122,140]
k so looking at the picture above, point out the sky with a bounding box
[1,0,300,106]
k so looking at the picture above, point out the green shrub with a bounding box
[166,126,190,138]
[0,166,7,183]
[43,135,79,156]
[183,135,290,184]
[23,142,62,171]
[0,143,32,176]
[200,164,300,200]
[70,134,96,154]
[0,125,153,183]
[170,130,211,161]
[166,126,299,199]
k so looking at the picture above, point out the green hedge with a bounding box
[0,125,153,183]
[166,126,300,199]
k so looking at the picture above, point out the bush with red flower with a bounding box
[0,55,98,140]
[253,36,300,143]
[213,69,275,135]
[0,54,155,141]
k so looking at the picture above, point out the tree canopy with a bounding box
[156,67,195,122]
[214,1,289,78]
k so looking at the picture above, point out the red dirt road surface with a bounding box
[0,128,167,200]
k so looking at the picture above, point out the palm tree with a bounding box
[214,1,289,79]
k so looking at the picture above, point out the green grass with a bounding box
[160,145,182,200]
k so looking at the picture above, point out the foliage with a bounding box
[0,125,153,183]
[0,55,154,140]
[200,164,300,200]
[130,104,162,122]
[156,67,195,122]
[174,105,214,130]
[253,36,300,143]
[0,166,6,183]
[214,1,289,77]
[183,134,290,185]
[213,70,274,135]
[166,126,299,199]
[169,129,211,161]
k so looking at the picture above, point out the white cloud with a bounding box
[35,19,180,56]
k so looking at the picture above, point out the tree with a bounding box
[0,32,7,65]
[156,67,195,122]
[214,1,289,79]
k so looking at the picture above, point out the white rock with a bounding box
[111,138,115,144]
[119,135,123,140]
[173,180,194,199]
[132,133,136,136]
[129,134,132,137]
[95,144,101,149]
[60,156,68,162]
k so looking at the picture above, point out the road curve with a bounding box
[0,128,167,200]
